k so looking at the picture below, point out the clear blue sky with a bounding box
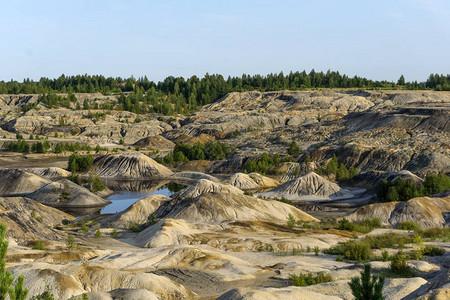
[1,0,449,82]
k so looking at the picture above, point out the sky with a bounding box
[0,0,449,83]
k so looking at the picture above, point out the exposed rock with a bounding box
[27,179,110,208]
[171,171,219,183]
[173,179,244,199]
[280,162,318,182]
[102,195,170,228]
[0,169,51,196]
[247,173,280,189]
[0,196,74,240]
[260,172,352,200]
[84,289,159,300]
[12,262,196,300]
[92,152,173,179]
[133,135,175,150]
[217,286,343,300]
[347,195,450,227]
[230,173,260,190]
[25,167,71,179]
[156,190,317,224]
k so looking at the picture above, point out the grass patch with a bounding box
[289,272,332,286]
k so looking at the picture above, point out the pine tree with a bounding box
[349,263,384,300]
[0,224,29,300]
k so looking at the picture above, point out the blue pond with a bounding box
[101,182,186,214]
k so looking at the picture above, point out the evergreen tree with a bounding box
[349,263,384,300]
[0,224,28,300]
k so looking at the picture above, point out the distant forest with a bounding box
[1,71,449,115]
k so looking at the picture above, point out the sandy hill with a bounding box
[133,135,175,150]
[154,179,317,224]
[171,171,219,183]
[173,179,244,199]
[27,179,110,208]
[347,194,450,227]
[25,167,71,179]
[0,196,74,240]
[0,169,51,196]
[260,172,352,200]
[92,152,173,179]
[102,194,170,228]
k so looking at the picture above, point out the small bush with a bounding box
[390,250,411,277]
[325,241,373,262]
[66,233,75,249]
[32,241,46,250]
[95,229,102,238]
[112,229,118,238]
[314,246,320,256]
[289,272,332,287]
[397,221,420,231]
[422,246,445,256]
[287,214,296,229]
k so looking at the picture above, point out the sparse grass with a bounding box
[31,241,46,250]
[397,221,421,231]
[289,272,332,286]
[422,245,445,256]
[362,233,414,249]
[390,250,412,277]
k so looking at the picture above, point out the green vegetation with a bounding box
[287,141,301,156]
[66,233,75,249]
[68,153,94,172]
[324,154,359,181]
[2,71,435,116]
[287,214,296,228]
[156,141,234,165]
[377,173,450,202]
[349,263,385,300]
[87,172,105,193]
[31,241,45,251]
[397,221,421,231]
[289,272,332,287]
[243,152,294,175]
[0,223,29,300]
[95,229,102,238]
[337,218,382,234]
[390,250,411,277]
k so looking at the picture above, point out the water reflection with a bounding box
[61,180,186,217]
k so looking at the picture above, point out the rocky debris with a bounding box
[217,286,343,300]
[12,262,196,300]
[171,171,220,183]
[347,195,450,227]
[27,179,110,208]
[102,195,170,228]
[25,167,71,179]
[92,152,173,179]
[0,169,51,196]
[83,289,160,300]
[173,179,244,199]
[260,172,352,200]
[133,135,175,150]
[0,196,74,240]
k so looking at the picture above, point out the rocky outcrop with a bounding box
[27,179,110,208]
[155,186,317,224]
[12,262,196,300]
[260,172,352,200]
[171,171,219,183]
[92,152,173,179]
[347,195,450,227]
[230,173,260,190]
[25,167,71,179]
[133,135,175,150]
[0,169,50,196]
[173,179,243,199]
[102,195,170,228]
[230,172,279,190]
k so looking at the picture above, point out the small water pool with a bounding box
[101,182,185,214]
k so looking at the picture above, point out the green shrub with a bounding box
[287,214,296,229]
[416,227,450,241]
[362,233,414,249]
[337,218,355,231]
[325,241,373,262]
[289,272,332,286]
[390,250,411,276]
[397,221,420,231]
[95,229,102,238]
[314,246,320,256]
[349,263,385,300]
[66,233,75,249]
[287,141,301,156]
[87,172,105,193]
[422,246,445,256]
[32,241,46,251]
